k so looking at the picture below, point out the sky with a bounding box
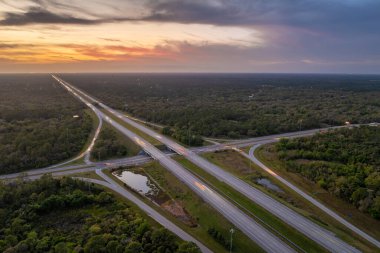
[0,0,379,73]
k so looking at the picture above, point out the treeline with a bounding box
[0,75,93,174]
[0,176,200,253]
[162,126,203,146]
[276,126,380,219]
[207,227,231,250]
[62,74,380,145]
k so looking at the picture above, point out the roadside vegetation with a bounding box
[62,74,380,145]
[0,176,199,253]
[0,75,93,174]
[201,150,378,252]
[174,156,330,253]
[110,162,264,253]
[91,123,141,161]
[275,126,380,219]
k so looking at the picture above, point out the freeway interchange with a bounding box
[52,78,296,253]
[2,75,379,253]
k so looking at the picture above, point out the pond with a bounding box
[113,170,159,195]
[257,178,283,193]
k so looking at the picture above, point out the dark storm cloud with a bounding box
[142,0,380,35]
[0,42,36,48]
[0,7,104,25]
[1,0,379,73]
[2,0,379,32]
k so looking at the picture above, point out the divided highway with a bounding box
[53,75,296,253]
[53,76,364,252]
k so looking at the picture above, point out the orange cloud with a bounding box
[0,42,175,64]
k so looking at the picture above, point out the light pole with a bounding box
[229,228,235,253]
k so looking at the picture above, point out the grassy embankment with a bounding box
[104,162,264,253]
[254,145,380,248]
[200,148,378,252]
[174,155,327,253]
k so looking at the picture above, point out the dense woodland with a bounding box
[63,74,380,145]
[276,126,380,219]
[0,176,200,253]
[91,126,130,161]
[0,75,93,174]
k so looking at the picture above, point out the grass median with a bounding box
[101,109,163,147]
[174,155,328,253]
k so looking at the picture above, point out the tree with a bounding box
[125,241,142,253]
[84,235,106,253]
[178,242,201,253]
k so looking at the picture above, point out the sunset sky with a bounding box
[0,0,379,73]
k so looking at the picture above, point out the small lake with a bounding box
[257,178,283,193]
[114,170,158,195]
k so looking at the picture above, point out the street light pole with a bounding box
[229,228,235,253]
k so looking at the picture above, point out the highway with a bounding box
[0,155,154,181]
[54,76,365,252]
[246,144,380,249]
[52,75,296,253]
[76,171,212,253]
[194,125,362,153]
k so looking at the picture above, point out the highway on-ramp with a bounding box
[54,76,365,253]
[53,75,296,253]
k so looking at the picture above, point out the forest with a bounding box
[91,124,140,161]
[0,75,93,174]
[62,74,380,145]
[275,126,380,219]
[0,176,200,253]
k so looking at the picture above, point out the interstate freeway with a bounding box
[51,75,367,253]
[52,75,296,253]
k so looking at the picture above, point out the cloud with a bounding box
[2,1,379,31]
[1,40,379,73]
[1,1,379,44]
[0,1,379,73]
[0,7,105,25]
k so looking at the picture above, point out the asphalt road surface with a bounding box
[247,144,380,249]
[53,75,296,253]
[55,76,364,252]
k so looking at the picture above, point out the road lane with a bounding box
[53,75,366,252]
[193,125,362,153]
[246,144,380,249]
[53,75,296,253]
